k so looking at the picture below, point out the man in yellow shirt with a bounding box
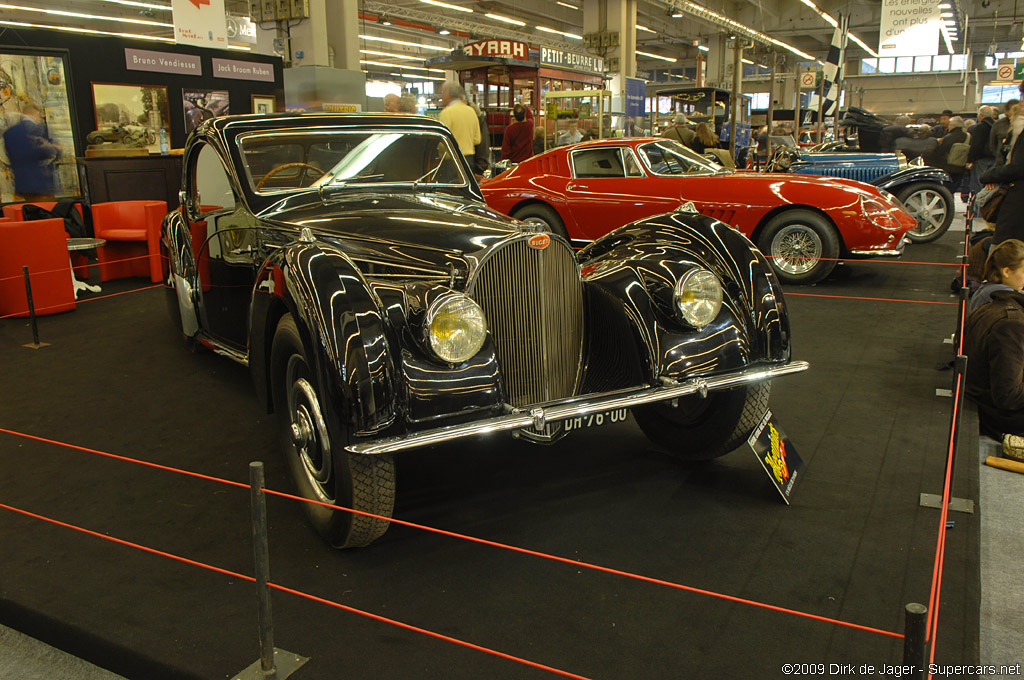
[439,82,481,169]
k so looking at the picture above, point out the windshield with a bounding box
[239,129,469,194]
[637,139,727,176]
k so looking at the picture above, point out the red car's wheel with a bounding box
[512,204,570,241]
[757,210,839,285]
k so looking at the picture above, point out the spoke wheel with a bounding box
[757,209,839,285]
[271,314,395,548]
[898,182,953,243]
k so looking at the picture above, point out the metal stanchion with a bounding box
[232,462,307,680]
[21,266,50,349]
[921,354,975,514]
[902,603,927,679]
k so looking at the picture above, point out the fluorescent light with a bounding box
[226,45,251,51]
[670,10,683,17]
[389,73,447,81]
[360,60,445,73]
[938,2,952,7]
[485,13,525,25]
[940,12,954,17]
[742,58,754,64]
[697,44,709,51]
[536,25,582,39]
[637,24,656,33]
[360,34,452,51]
[636,50,677,63]
[556,1,579,9]
[0,19,173,42]
[437,28,450,35]
[0,3,173,27]
[419,0,472,13]
[103,0,170,9]
[360,49,424,60]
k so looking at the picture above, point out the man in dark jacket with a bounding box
[967,105,997,196]
[989,98,1019,164]
[501,104,534,163]
[931,109,953,138]
[926,116,968,189]
[965,287,1024,438]
[2,100,61,201]
[879,115,911,152]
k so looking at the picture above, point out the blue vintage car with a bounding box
[769,148,953,244]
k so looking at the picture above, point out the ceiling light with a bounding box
[102,0,170,9]
[636,50,677,63]
[0,3,173,27]
[536,25,582,39]
[741,58,754,64]
[670,10,683,17]
[938,2,951,6]
[556,1,579,9]
[637,24,656,33]
[0,18,173,42]
[361,60,445,73]
[389,73,447,81]
[360,34,452,51]
[485,13,525,26]
[419,0,473,13]
[437,27,450,34]
[696,44,709,52]
[360,49,423,60]
[799,0,876,57]
[940,11,953,17]
[377,16,392,25]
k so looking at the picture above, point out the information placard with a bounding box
[748,409,804,504]
[878,0,941,57]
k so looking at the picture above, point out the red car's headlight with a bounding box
[860,194,905,231]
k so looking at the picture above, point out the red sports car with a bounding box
[481,138,917,284]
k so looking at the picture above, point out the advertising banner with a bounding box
[172,0,228,49]
[747,410,804,504]
[878,0,941,57]
[624,77,645,118]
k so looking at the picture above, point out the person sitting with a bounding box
[690,122,718,155]
[969,239,1024,311]
[964,238,1024,457]
[557,120,583,146]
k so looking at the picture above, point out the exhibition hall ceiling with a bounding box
[1,0,1022,71]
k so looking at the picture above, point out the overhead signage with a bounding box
[996,63,1015,81]
[462,40,529,61]
[799,71,818,88]
[212,58,275,82]
[539,47,604,75]
[747,410,804,504]
[172,0,228,48]
[125,48,202,76]
[878,0,941,58]
[1015,64,1024,81]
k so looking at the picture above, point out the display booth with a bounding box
[428,40,606,152]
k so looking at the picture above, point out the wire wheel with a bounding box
[770,224,823,275]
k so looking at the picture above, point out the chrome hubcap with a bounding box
[286,360,333,501]
[521,216,550,229]
[904,189,947,237]
[771,225,822,275]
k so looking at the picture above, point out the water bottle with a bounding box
[159,126,169,155]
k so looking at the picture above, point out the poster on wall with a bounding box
[91,82,170,154]
[0,49,80,202]
[171,0,228,49]
[183,89,229,134]
[878,0,941,57]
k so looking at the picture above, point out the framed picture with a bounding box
[91,82,170,154]
[0,47,81,202]
[183,89,230,134]
[251,94,276,115]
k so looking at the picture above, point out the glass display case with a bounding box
[540,89,611,151]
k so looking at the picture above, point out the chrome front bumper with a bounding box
[849,234,908,258]
[347,360,810,455]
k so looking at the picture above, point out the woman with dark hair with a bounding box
[964,238,1024,457]
[970,239,1024,311]
[689,122,719,155]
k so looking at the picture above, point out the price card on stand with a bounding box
[748,410,804,504]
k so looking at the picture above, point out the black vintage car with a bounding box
[161,114,808,548]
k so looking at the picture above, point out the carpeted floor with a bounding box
[0,224,980,679]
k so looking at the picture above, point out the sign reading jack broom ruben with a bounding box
[748,410,804,504]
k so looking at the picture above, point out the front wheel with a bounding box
[633,382,771,460]
[757,210,839,285]
[897,182,953,243]
[270,314,395,548]
[511,203,570,241]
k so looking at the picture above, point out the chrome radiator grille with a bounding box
[468,237,584,407]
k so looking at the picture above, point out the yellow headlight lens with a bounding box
[674,269,723,329]
[427,295,487,363]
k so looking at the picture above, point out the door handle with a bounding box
[567,183,581,191]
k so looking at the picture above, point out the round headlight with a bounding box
[425,294,487,363]
[674,269,723,329]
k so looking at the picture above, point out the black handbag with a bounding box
[980,185,1010,222]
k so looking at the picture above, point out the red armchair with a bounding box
[90,200,167,282]
[0,218,75,317]
[2,201,90,279]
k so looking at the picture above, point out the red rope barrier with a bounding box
[0,283,162,320]
[786,292,958,306]
[0,253,154,284]
[0,426,903,640]
[0,501,592,680]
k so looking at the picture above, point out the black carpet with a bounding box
[0,232,979,679]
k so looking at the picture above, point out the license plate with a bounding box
[562,408,629,432]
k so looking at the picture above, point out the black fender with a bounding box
[578,212,790,386]
[253,240,396,437]
[160,208,200,337]
[872,166,951,192]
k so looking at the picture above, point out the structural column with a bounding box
[582,0,636,113]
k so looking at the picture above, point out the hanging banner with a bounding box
[172,0,228,49]
[878,0,941,57]
[624,77,646,118]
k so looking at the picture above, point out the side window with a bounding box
[194,143,236,215]
[640,145,684,175]
[622,149,643,177]
[572,148,627,178]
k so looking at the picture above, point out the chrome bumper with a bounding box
[849,234,908,258]
[347,360,810,455]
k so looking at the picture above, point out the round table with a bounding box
[66,237,106,298]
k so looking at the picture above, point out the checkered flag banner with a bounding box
[821,13,848,117]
